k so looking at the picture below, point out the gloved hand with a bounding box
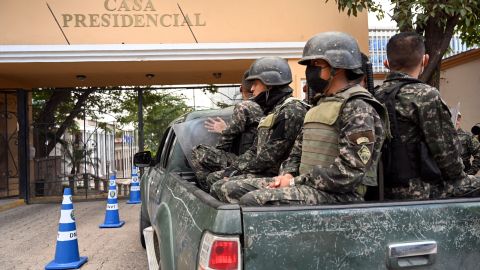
[222,167,239,178]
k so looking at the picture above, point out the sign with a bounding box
[60,0,206,28]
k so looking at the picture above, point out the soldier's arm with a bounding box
[279,129,303,176]
[294,100,384,193]
[232,103,306,174]
[418,89,466,181]
[467,137,480,175]
[216,103,249,151]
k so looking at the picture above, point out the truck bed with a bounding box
[140,108,480,270]
[241,198,480,269]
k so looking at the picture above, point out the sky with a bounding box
[368,0,397,29]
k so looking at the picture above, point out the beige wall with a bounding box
[440,58,480,132]
[1,0,367,47]
[0,0,368,91]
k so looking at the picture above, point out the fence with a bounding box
[0,91,19,198]
[369,29,477,73]
[32,121,137,198]
[28,85,242,201]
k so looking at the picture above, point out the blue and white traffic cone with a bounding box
[99,174,125,228]
[127,166,141,204]
[45,188,88,270]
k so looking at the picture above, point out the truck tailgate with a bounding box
[241,199,480,270]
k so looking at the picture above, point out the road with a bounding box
[0,200,148,270]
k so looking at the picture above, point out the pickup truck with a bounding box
[134,107,480,270]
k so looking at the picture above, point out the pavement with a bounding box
[0,198,25,213]
[0,200,148,270]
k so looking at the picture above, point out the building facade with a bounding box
[0,0,369,201]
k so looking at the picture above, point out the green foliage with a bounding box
[33,86,191,157]
[327,0,480,87]
[329,0,480,44]
[202,84,219,95]
[331,0,383,17]
[108,88,191,154]
[58,132,99,175]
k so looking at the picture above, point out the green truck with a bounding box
[135,108,480,270]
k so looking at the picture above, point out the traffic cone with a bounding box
[99,174,125,228]
[127,166,141,204]
[45,188,88,270]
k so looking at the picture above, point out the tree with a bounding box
[330,0,480,88]
[33,87,191,158]
[61,131,99,176]
[112,89,191,154]
[32,87,123,158]
[33,88,93,158]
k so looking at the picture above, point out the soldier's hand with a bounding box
[204,117,227,133]
[268,174,293,189]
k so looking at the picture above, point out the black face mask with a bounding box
[306,65,330,95]
[253,86,292,114]
[253,91,268,108]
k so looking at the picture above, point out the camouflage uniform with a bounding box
[214,85,387,205]
[375,72,480,200]
[457,128,480,175]
[208,88,308,190]
[190,100,263,186]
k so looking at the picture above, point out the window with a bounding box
[154,127,172,166]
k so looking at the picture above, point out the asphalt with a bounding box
[0,200,148,270]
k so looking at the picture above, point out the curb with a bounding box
[30,195,129,204]
[0,199,25,213]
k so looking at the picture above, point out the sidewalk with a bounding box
[0,200,148,270]
[0,198,24,213]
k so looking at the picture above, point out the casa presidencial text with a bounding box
[61,0,206,28]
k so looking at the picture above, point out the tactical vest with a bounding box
[257,97,307,153]
[376,78,442,185]
[299,85,387,187]
[231,121,258,155]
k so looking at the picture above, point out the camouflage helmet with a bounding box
[246,57,292,86]
[298,32,362,70]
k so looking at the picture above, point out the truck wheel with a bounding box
[139,207,150,249]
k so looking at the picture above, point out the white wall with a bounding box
[440,58,480,133]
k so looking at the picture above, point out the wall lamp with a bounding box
[76,75,87,81]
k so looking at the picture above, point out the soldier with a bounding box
[207,56,308,191]
[190,71,263,190]
[456,113,480,175]
[375,32,480,200]
[213,32,387,206]
[472,123,480,141]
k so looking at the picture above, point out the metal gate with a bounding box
[31,88,139,200]
[29,85,239,201]
[0,91,19,198]
[32,119,138,199]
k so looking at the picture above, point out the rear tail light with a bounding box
[198,231,242,270]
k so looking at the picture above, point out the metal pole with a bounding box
[121,130,125,178]
[113,123,116,176]
[138,89,144,153]
[3,93,9,196]
[192,88,196,110]
[17,90,29,204]
[105,129,108,180]
[83,105,87,199]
